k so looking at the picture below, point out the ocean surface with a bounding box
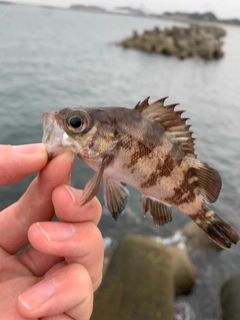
[0,4,240,319]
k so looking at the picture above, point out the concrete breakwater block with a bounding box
[91,235,196,320]
[120,25,225,60]
[181,221,221,250]
[168,246,196,295]
[221,273,240,320]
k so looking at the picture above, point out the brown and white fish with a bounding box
[42,97,239,249]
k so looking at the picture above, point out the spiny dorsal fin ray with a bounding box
[134,97,196,158]
[134,96,150,110]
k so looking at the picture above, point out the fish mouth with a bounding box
[42,112,66,158]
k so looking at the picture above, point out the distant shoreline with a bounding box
[0,1,239,28]
[159,12,240,27]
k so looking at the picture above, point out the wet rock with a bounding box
[169,246,196,294]
[221,273,240,320]
[91,235,196,320]
[120,25,225,60]
[181,221,221,250]
[91,235,175,320]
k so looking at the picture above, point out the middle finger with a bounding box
[28,221,104,290]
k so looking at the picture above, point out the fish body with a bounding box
[42,97,239,248]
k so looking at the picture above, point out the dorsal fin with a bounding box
[134,97,196,158]
[134,96,151,111]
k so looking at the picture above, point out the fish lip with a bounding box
[42,111,66,158]
[42,112,55,144]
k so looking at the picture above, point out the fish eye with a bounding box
[69,116,82,129]
[66,111,91,133]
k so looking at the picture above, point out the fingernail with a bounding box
[13,143,46,154]
[37,222,74,241]
[18,280,55,310]
[63,184,76,204]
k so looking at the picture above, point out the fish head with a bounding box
[42,107,118,160]
[42,107,96,158]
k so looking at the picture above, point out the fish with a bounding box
[42,97,239,249]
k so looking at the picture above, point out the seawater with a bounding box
[0,4,240,319]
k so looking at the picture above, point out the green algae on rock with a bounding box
[91,235,196,320]
[91,235,175,320]
[221,273,240,320]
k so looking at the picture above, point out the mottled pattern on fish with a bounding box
[42,97,239,249]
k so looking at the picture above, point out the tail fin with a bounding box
[192,206,239,249]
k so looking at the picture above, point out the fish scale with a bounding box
[42,97,239,249]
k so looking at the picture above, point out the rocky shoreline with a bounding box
[92,223,238,319]
[91,235,196,320]
[120,25,226,60]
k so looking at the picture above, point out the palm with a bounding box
[0,255,37,318]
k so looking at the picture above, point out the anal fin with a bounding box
[104,179,130,221]
[141,195,172,227]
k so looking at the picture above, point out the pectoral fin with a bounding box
[80,155,112,207]
[141,195,172,226]
[104,179,130,221]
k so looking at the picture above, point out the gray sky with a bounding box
[3,0,240,19]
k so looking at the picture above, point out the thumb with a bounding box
[0,143,48,185]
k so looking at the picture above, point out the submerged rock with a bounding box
[91,235,196,320]
[221,273,240,320]
[169,246,196,294]
[181,221,221,250]
[120,25,225,60]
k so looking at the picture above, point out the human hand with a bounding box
[0,144,103,319]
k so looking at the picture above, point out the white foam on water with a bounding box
[175,299,196,320]
[103,236,113,250]
[153,231,186,249]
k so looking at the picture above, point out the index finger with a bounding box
[0,151,74,254]
[0,144,48,185]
